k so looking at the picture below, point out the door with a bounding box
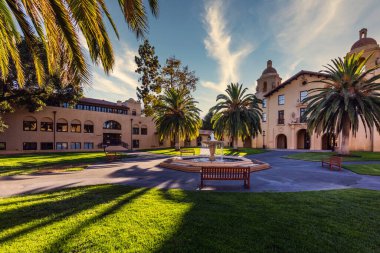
[103,133,121,146]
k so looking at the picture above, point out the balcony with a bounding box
[277,118,285,125]
[289,117,307,124]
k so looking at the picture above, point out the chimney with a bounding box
[116,100,122,106]
[267,60,272,68]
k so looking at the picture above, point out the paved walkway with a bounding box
[1,151,379,197]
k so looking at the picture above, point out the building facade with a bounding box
[252,28,380,151]
[0,98,169,153]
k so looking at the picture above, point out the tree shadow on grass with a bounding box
[0,185,141,244]
[153,189,380,253]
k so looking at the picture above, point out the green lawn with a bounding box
[285,151,380,162]
[0,152,132,176]
[148,147,266,156]
[344,164,380,176]
[0,185,378,253]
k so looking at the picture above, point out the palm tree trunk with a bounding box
[232,136,238,150]
[175,131,180,151]
[339,118,350,155]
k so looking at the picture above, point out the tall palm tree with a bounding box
[0,0,158,87]
[303,52,380,155]
[211,83,262,149]
[153,88,201,150]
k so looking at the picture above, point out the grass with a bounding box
[343,164,380,176]
[285,151,380,162]
[148,147,266,157]
[0,152,132,176]
[0,185,379,253]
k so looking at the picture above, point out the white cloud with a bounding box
[270,0,378,77]
[202,0,254,92]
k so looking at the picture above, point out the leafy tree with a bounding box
[211,83,262,149]
[0,39,82,129]
[202,110,214,130]
[161,57,198,92]
[135,40,161,116]
[303,52,380,155]
[153,88,201,150]
[0,0,158,87]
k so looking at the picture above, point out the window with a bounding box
[103,120,121,130]
[84,142,94,149]
[56,123,68,132]
[263,82,267,92]
[23,142,37,150]
[132,110,137,116]
[133,127,140,135]
[41,142,53,150]
[84,124,94,133]
[56,142,68,150]
[300,108,307,123]
[41,122,53,132]
[0,142,6,150]
[70,142,81,149]
[262,99,267,108]
[141,128,148,135]
[300,91,308,102]
[23,121,37,131]
[132,139,140,148]
[278,110,284,124]
[278,95,285,105]
[71,124,81,133]
[262,113,267,122]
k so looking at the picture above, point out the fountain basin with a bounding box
[158,155,270,173]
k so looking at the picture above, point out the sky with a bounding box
[85,0,380,117]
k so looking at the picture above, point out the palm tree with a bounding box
[303,52,380,155]
[211,83,262,149]
[0,0,158,87]
[153,88,201,150]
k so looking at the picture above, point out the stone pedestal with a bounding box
[209,143,216,161]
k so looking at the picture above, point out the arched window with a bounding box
[71,119,81,133]
[57,118,68,132]
[263,82,267,92]
[132,109,137,116]
[40,117,53,132]
[141,125,148,135]
[103,120,121,130]
[23,116,37,131]
[84,120,94,133]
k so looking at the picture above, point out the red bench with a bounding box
[200,167,251,189]
[322,156,342,171]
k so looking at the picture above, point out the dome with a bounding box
[262,60,277,75]
[351,28,377,51]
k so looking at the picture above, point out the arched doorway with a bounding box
[322,133,336,150]
[243,136,252,148]
[276,134,287,149]
[297,129,310,149]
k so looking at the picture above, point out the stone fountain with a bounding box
[158,131,270,172]
[202,132,224,161]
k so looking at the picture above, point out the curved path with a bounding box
[1,151,379,197]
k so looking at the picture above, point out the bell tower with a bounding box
[256,60,282,99]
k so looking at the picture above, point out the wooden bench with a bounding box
[200,166,251,189]
[180,149,195,156]
[105,152,122,162]
[322,156,342,171]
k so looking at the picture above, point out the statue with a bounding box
[210,131,215,141]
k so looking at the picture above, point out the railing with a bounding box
[289,117,307,124]
[277,118,285,124]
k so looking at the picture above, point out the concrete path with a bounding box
[1,151,379,197]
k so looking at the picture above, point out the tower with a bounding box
[256,60,282,99]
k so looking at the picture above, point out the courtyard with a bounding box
[0,150,379,252]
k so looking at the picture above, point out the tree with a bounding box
[0,39,82,128]
[202,110,214,130]
[161,57,198,92]
[303,52,380,155]
[211,83,262,149]
[0,0,159,87]
[153,88,201,150]
[135,40,161,116]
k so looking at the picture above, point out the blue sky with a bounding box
[85,0,380,116]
